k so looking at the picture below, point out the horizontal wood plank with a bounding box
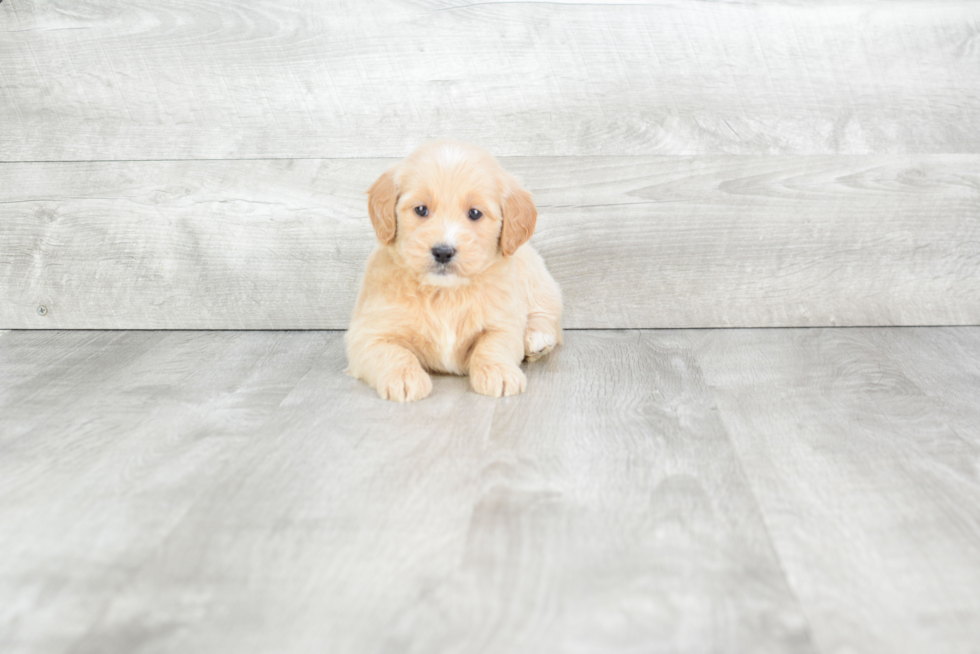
[2,156,978,329]
[2,0,978,160]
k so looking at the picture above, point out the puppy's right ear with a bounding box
[367,168,398,245]
[500,180,537,257]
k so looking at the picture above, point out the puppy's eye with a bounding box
[414,206,429,217]
[468,208,482,221]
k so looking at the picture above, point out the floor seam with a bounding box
[688,335,827,654]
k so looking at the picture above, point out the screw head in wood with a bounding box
[37,306,47,316]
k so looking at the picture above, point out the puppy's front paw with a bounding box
[377,364,432,402]
[524,330,558,362]
[470,363,527,398]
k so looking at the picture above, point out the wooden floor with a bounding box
[2,327,978,654]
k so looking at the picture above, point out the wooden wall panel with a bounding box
[1,0,978,160]
[2,156,977,329]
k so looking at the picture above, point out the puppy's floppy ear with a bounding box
[367,167,398,245]
[500,178,537,257]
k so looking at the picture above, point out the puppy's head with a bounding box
[367,141,536,287]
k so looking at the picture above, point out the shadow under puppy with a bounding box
[346,141,563,402]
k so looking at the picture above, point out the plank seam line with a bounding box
[699,371,826,654]
[430,1,672,12]
[2,326,978,333]
[14,153,974,164]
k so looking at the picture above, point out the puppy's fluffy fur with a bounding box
[346,141,562,402]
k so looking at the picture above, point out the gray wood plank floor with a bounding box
[2,327,978,654]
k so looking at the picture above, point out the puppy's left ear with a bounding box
[500,178,537,257]
[367,167,399,245]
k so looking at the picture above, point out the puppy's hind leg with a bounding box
[522,251,563,362]
[525,314,560,362]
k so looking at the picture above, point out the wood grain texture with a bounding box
[2,0,979,160]
[2,155,978,329]
[375,330,813,653]
[870,327,980,448]
[0,330,330,654]
[690,328,980,654]
[0,329,816,654]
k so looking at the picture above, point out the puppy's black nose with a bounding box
[431,244,456,264]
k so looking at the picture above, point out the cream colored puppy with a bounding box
[346,141,562,402]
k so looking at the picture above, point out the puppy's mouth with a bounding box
[423,263,470,286]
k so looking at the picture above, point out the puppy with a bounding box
[346,141,562,402]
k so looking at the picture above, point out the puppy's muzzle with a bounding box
[431,244,456,265]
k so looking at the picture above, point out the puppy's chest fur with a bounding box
[411,285,516,375]
[352,248,530,377]
[416,304,474,375]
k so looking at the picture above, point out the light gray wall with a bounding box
[2,0,978,328]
